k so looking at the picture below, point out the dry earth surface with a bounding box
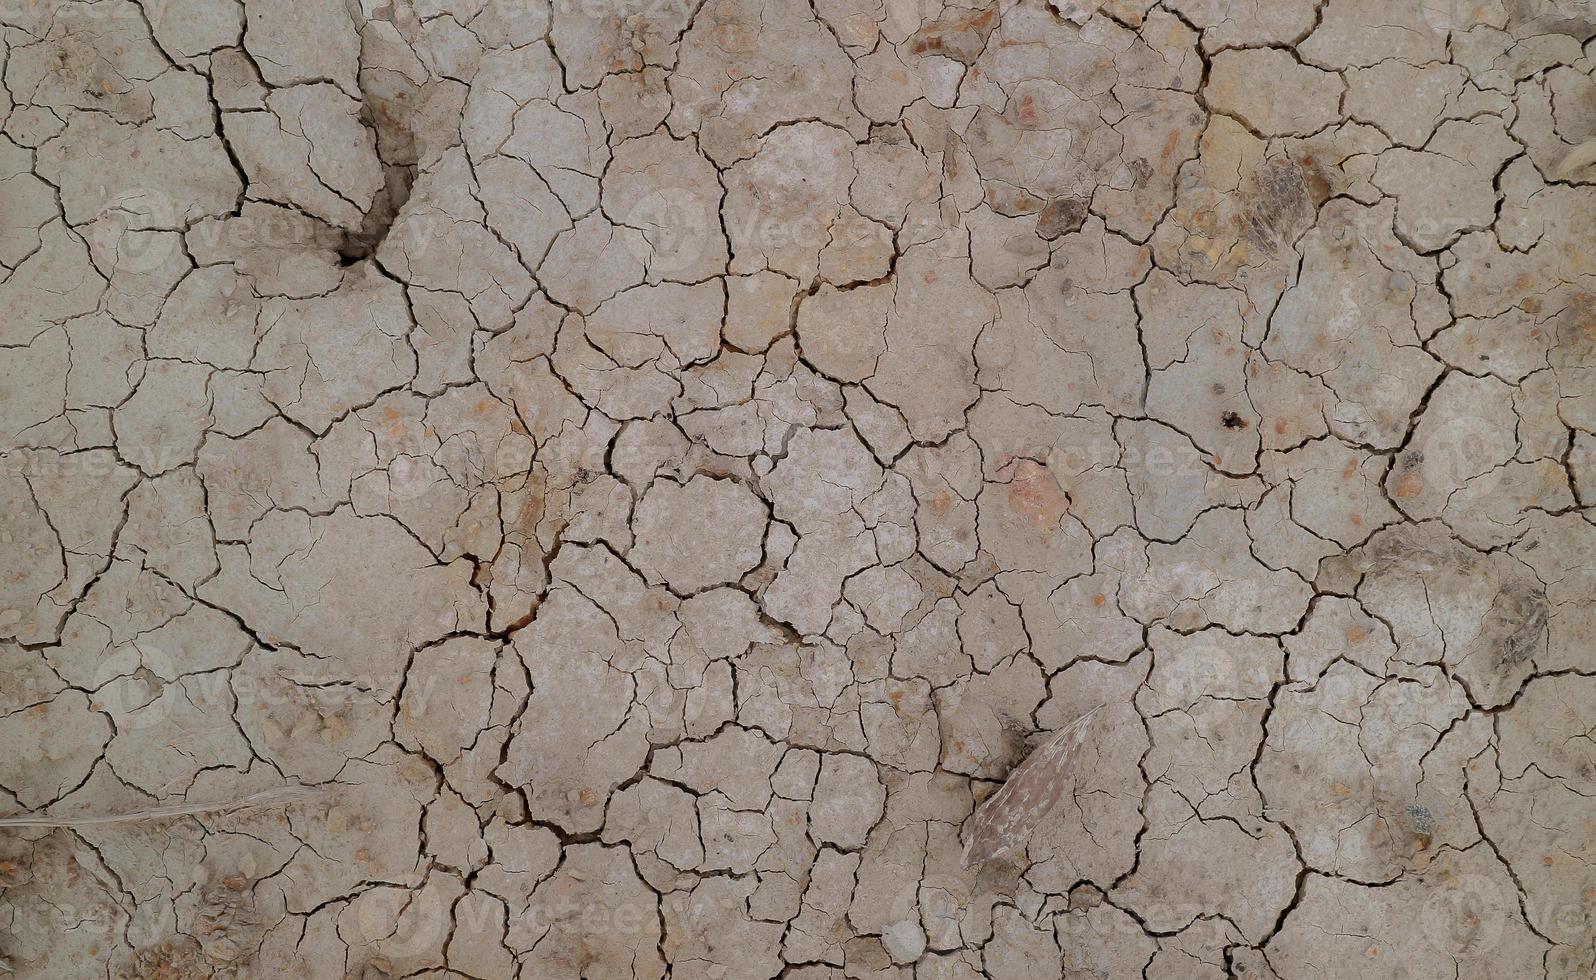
[1,0,1595,976]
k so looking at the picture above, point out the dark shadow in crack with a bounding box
[338,164,413,265]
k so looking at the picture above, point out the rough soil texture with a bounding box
[1,0,1595,977]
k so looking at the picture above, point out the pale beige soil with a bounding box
[1,0,1594,977]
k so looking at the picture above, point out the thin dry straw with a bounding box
[0,786,319,829]
[0,790,316,972]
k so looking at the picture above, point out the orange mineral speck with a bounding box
[1005,459,1070,530]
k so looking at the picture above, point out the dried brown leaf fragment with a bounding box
[960,705,1103,868]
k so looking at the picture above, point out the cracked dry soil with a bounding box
[1,0,1595,977]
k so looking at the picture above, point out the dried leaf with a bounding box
[961,706,1102,869]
